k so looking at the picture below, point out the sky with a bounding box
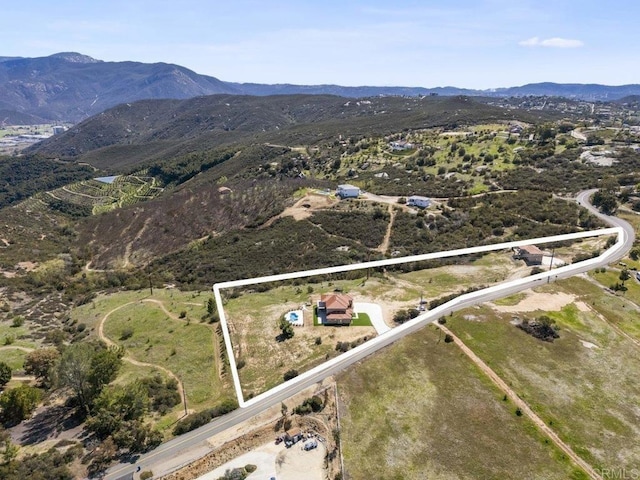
[1,0,638,89]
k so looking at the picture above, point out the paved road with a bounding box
[104,189,633,480]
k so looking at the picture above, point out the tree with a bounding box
[88,348,123,400]
[88,382,149,438]
[24,348,60,388]
[620,268,631,288]
[56,343,94,412]
[0,384,42,426]
[278,318,294,340]
[0,363,11,388]
[56,342,122,413]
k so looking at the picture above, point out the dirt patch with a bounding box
[580,340,599,349]
[1,238,9,247]
[575,301,591,312]
[16,261,37,272]
[160,383,340,480]
[489,291,577,313]
[268,193,338,224]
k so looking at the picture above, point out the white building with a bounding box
[407,195,431,208]
[389,140,414,151]
[336,184,360,199]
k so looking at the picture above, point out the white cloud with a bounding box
[519,36,584,48]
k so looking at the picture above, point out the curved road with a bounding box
[104,190,634,480]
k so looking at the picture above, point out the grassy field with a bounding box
[71,289,233,411]
[445,292,640,473]
[0,347,30,372]
[338,324,583,480]
[559,276,640,341]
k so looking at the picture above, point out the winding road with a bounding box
[104,190,634,480]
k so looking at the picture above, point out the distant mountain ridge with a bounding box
[1,52,640,122]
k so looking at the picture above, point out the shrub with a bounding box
[11,316,24,328]
[236,359,246,369]
[444,334,454,343]
[179,310,187,319]
[120,328,134,341]
[173,399,238,435]
[245,464,257,473]
[140,472,153,480]
[314,336,322,345]
[283,369,299,381]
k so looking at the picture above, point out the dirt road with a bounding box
[435,322,602,480]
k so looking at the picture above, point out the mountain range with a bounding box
[2,52,640,123]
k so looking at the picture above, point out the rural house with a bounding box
[318,293,354,326]
[389,140,414,150]
[514,244,544,265]
[407,195,431,208]
[336,184,360,199]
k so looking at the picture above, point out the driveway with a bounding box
[354,302,390,334]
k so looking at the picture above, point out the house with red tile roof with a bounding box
[318,293,354,326]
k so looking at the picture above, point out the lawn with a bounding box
[338,324,583,480]
[351,312,371,327]
[445,296,640,473]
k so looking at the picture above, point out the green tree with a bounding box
[87,382,149,439]
[88,348,123,400]
[0,384,42,426]
[56,342,122,413]
[24,348,60,388]
[0,363,11,388]
[278,318,294,340]
[620,268,631,287]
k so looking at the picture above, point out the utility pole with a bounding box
[147,264,153,295]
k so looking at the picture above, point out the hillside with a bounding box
[29,94,540,171]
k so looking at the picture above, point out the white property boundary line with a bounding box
[214,227,622,407]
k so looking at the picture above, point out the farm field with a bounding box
[337,323,582,480]
[445,282,640,473]
[44,173,164,215]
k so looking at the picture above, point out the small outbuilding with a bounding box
[514,245,544,265]
[336,184,360,199]
[407,195,431,208]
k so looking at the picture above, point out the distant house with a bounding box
[514,245,544,265]
[389,140,414,151]
[336,184,360,199]
[407,195,431,208]
[318,293,354,326]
